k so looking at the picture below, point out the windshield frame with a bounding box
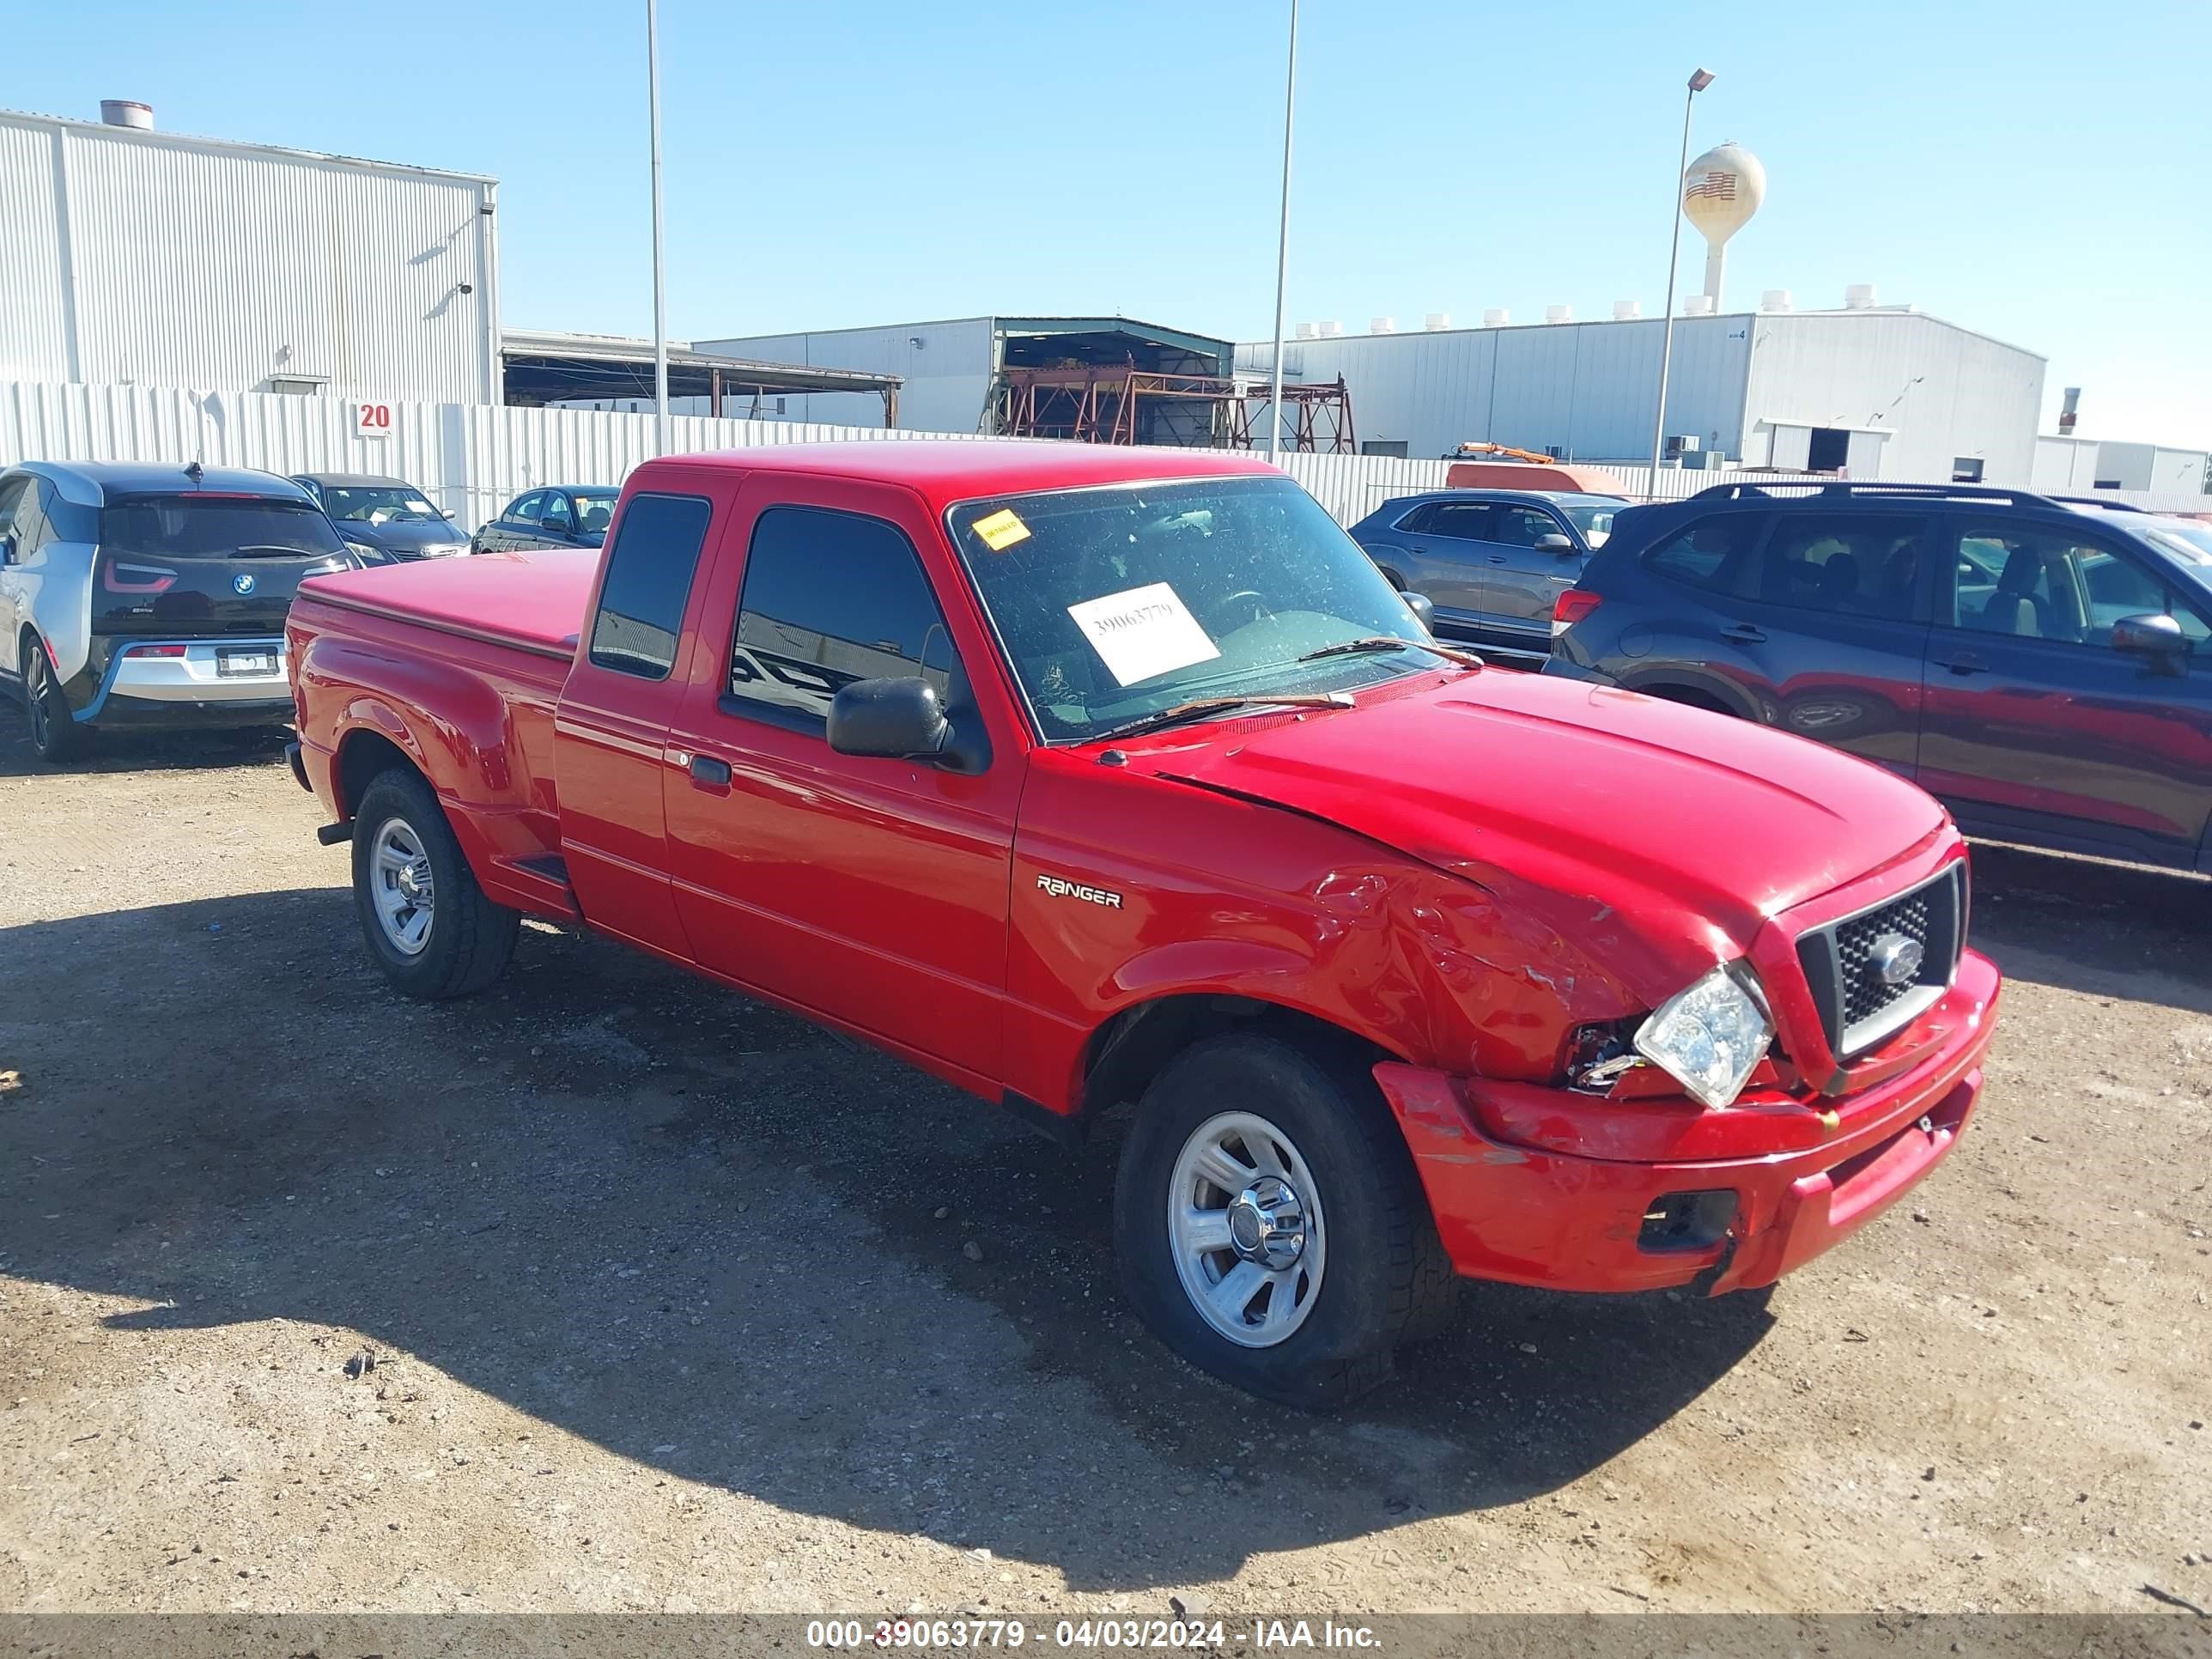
[941,472,1455,748]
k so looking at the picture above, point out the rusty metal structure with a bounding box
[994,365,1354,453]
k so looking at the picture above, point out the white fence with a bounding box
[2,380,2201,532]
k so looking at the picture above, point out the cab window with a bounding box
[586,494,712,679]
[1950,524,2210,647]
[1753,514,1925,621]
[726,507,957,725]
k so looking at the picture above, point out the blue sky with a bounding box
[10,0,2210,447]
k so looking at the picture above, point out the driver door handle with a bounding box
[1486,555,1509,566]
[1933,651,1988,676]
[687,752,732,790]
[1721,623,1766,643]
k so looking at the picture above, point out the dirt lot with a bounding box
[2,721,2208,1621]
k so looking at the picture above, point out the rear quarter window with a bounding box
[1641,513,1764,596]
[587,494,714,679]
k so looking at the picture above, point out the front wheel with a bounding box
[21,638,88,763]
[350,767,519,999]
[1112,1032,1458,1407]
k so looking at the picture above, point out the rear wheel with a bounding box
[1113,1031,1458,1407]
[350,767,518,999]
[1377,566,1407,592]
[21,636,88,763]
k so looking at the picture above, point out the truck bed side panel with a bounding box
[288,588,577,919]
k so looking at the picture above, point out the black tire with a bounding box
[21,635,89,763]
[350,767,519,999]
[1112,1030,1458,1407]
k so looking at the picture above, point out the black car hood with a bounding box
[345,519,470,557]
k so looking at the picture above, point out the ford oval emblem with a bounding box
[1869,933,1924,987]
[232,572,257,596]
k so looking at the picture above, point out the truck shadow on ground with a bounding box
[1965,842,2212,1017]
[5,889,1777,1590]
[0,720,295,781]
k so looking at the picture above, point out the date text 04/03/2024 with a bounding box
[803,1616,1381,1649]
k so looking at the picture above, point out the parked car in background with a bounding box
[0,461,356,762]
[1348,489,1628,665]
[292,473,467,564]
[284,441,1997,1405]
[1547,482,2212,873]
[471,486,621,555]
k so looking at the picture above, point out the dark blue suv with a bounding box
[1546,482,2212,872]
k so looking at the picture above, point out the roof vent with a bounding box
[1369,316,1396,334]
[1844,283,1878,309]
[1317,320,1343,337]
[1613,300,1642,320]
[1425,312,1451,331]
[1482,308,1510,327]
[1761,289,1793,313]
[100,100,154,130]
[1682,295,1715,316]
[1293,322,1318,340]
[1545,304,1573,324]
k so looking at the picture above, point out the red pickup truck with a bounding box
[286,441,1999,1405]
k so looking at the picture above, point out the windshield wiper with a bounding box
[1295,635,1486,668]
[1086,691,1354,745]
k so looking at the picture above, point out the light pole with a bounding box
[646,0,670,455]
[1647,67,1713,500]
[1267,0,1298,459]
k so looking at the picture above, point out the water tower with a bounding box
[1680,140,1765,311]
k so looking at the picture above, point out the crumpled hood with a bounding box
[1143,670,1948,988]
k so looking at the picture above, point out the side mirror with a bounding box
[443,508,457,520]
[0,531,16,565]
[2112,611,2190,671]
[829,677,951,761]
[1535,532,1577,555]
[1401,591,1437,631]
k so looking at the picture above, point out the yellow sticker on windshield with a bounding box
[971,507,1032,552]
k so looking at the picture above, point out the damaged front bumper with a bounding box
[1374,949,2000,1296]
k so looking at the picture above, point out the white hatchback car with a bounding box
[0,461,357,762]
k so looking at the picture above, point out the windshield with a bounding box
[575,489,619,535]
[100,495,347,558]
[1559,496,1627,547]
[317,483,444,525]
[948,474,1449,743]
[2146,521,2212,564]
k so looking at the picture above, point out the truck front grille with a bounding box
[1796,865,1966,1060]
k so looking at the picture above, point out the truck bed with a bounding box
[301,547,598,661]
[288,550,592,920]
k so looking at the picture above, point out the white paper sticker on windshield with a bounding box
[1066,582,1221,688]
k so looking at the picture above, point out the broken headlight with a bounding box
[1632,961,1774,1109]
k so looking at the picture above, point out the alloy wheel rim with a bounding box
[1167,1109,1327,1348]
[369,817,435,956]
[26,653,52,746]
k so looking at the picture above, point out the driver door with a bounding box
[1917,519,2212,865]
[1480,502,1580,653]
[659,475,1022,1085]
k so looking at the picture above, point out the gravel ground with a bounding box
[1,721,2208,1620]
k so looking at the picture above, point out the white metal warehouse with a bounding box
[0,103,501,404]
[1236,298,2047,486]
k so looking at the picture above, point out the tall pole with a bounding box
[1648,69,1711,500]
[647,0,670,456]
[1267,0,1298,459]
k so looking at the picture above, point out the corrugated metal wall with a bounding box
[1237,315,1757,462]
[0,109,498,404]
[1741,313,2044,484]
[695,318,998,436]
[4,380,2200,535]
